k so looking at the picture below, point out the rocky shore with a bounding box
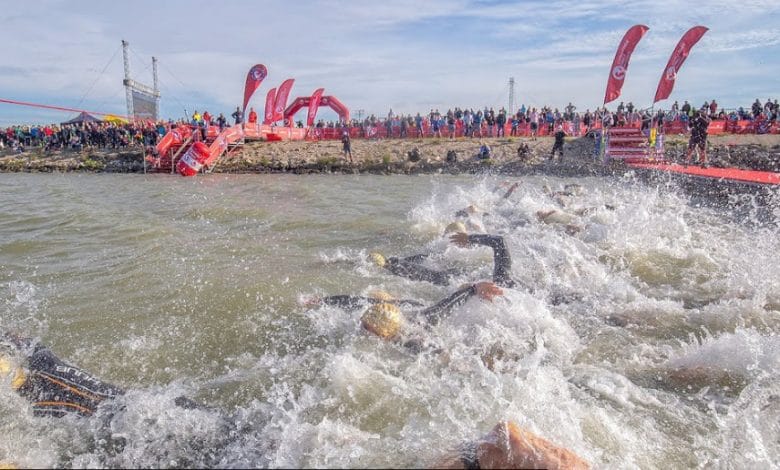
[1,133,779,177]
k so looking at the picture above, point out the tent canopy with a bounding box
[61,111,102,125]
[104,114,128,124]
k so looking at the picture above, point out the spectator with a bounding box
[247,107,257,124]
[231,106,243,125]
[686,110,712,167]
[551,125,566,160]
[341,130,353,163]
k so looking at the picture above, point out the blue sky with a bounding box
[1,0,779,125]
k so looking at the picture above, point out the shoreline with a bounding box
[1,134,778,176]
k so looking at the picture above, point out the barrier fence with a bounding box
[298,118,780,141]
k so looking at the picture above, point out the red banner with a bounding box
[306,88,325,127]
[273,78,295,122]
[263,87,276,124]
[604,25,649,105]
[242,64,267,113]
[653,26,708,103]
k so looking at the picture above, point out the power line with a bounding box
[75,43,122,108]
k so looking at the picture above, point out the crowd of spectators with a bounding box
[0,120,172,154]
[311,97,780,139]
[2,98,778,154]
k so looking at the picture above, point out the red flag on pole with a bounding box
[604,25,649,105]
[272,79,295,122]
[242,64,267,113]
[653,26,709,103]
[306,88,325,127]
[263,87,277,124]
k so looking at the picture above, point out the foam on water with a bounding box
[1,173,779,468]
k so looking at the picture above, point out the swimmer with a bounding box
[370,230,516,288]
[309,281,503,351]
[431,420,590,469]
[1,332,201,418]
[0,332,123,417]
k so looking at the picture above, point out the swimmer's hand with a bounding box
[449,232,471,248]
[300,296,322,308]
[475,281,503,302]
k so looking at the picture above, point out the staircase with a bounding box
[604,127,664,164]
[145,125,245,175]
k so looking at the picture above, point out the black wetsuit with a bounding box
[382,235,515,288]
[384,253,460,286]
[8,339,124,417]
[321,283,480,327]
[4,334,201,419]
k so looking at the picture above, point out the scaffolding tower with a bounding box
[122,39,160,120]
[508,77,515,115]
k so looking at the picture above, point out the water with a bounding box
[1,173,778,468]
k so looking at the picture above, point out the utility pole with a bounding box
[508,77,515,114]
[152,56,159,120]
[122,39,133,118]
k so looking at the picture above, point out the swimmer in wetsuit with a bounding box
[1,333,201,418]
[432,420,590,470]
[0,333,123,417]
[370,230,516,288]
[308,281,504,352]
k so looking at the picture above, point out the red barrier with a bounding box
[664,121,687,134]
[707,120,726,135]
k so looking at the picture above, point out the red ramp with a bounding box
[629,162,780,185]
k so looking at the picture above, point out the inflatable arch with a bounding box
[283,95,350,123]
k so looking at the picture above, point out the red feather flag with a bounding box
[242,64,267,113]
[604,25,649,105]
[306,88,325,127]
[653,26,709,103]
[272,79,295,122]
[263,87,277,124]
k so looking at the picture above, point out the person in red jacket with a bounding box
[248,107,258,124]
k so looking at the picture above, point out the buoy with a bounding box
[176,141,211,176]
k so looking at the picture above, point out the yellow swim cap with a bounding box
[361,302,403,339]
[444,221,467,235]
[369,252,386,268]
[368,290,395,302]
[0,355,26,390]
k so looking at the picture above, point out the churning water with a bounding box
[1,172,779,468]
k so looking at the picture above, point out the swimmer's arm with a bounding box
[400,253,430,263]
[419,284,476,325]
[320,295,374,310]
[463,234,515,287]
[320,295,425,310]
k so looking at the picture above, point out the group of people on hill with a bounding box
[0,120,164,154]
[299,96,780,140]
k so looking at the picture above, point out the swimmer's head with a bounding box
[368,252,386,268]
[368,290,394,302]
[563,183,584,196]
[444,221,467,235]
[0,352,26,390]
[361,302,403,339]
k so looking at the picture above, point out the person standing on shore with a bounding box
[686,110,711,167]
[341,130,353,163]
[231,107,243,126]
[551,125,566,160]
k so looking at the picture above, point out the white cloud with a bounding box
[0,0,778,124]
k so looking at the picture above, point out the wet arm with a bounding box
[419,284,476,325]
[467,234,514,287]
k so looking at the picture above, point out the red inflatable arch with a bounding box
[283,95,350,123]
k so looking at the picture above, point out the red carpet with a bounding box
[628,162,780,185]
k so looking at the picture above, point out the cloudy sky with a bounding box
[1,0,778,125]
